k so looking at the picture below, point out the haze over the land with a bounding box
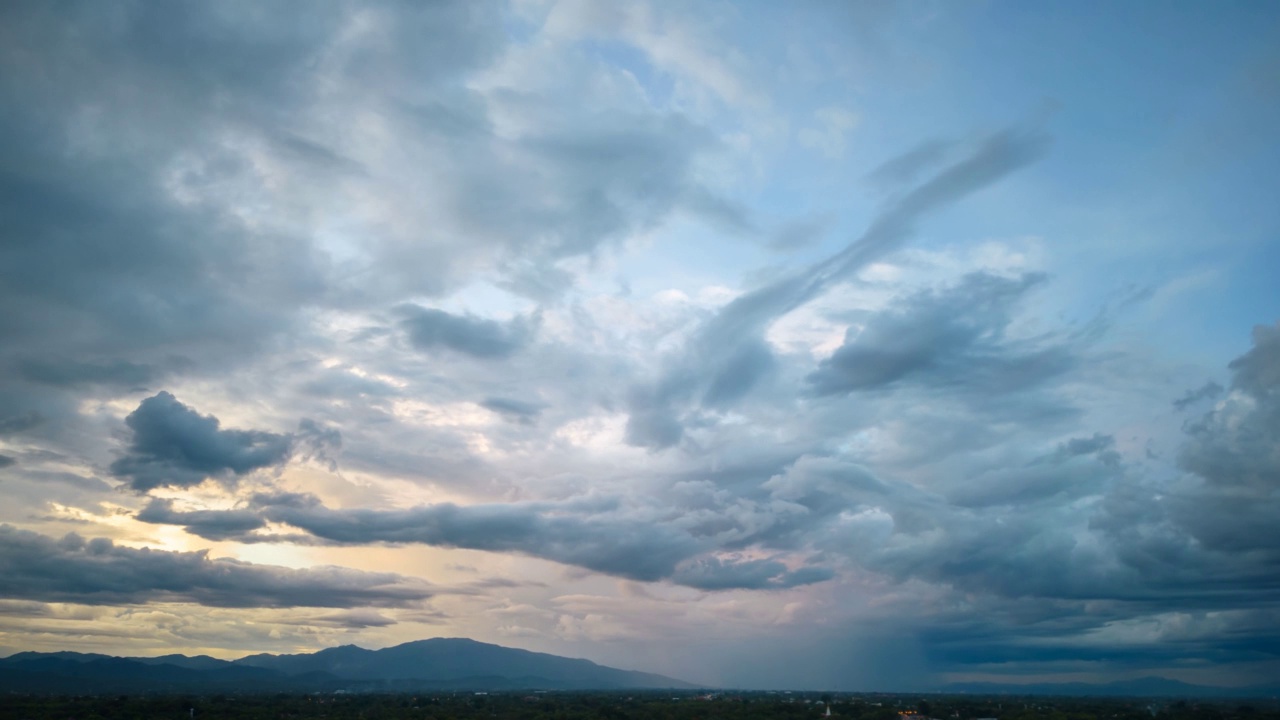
[1,0,1278,692]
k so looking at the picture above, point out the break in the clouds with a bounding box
[1,0,1278,690]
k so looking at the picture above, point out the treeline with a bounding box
[1,692,1277,720]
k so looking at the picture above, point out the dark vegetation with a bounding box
[1,692,1278,720]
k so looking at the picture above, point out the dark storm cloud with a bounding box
[914,321,1280,676]
[948,448,1121,508]
[1178,322,1280,492]
[17,358,162,388]
[1173,381,1223,411]
[0,1,347,448]
[134,494,327,545]
[0,524,432,608]
[625,127,1050,448]
[136,499,267,542]
[701,339,777,408]
[109,392,294,492]
[0,456,14,469]
[1226,321,1280,395]
[806,272,1072,396]
[397,306,535,359]
[480,397,546,423]
[122,466,839,589]
[131,490,832,591]
[1163,322,1280,560]
[1054,433,1116,459]
[259,499,702,584]
[915,598,1280,673]
[0,413,42,436]
[671,557,834,591]
[0,0,518,461]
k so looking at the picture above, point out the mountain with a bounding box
[233,638,694,690]
[941,676,1280,698]
[0,655,303,694]
[0,637,695,694]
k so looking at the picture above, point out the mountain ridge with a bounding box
[0,637,696,694]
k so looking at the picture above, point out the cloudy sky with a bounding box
[2,0,1279,691]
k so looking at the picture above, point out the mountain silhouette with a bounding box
[0,637,696,694]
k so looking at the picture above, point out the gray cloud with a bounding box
[136,490,837,592]
[625,127,1050,449]
[260,498,702,584]
[1165,322,1280,560]
[109,392,294,492]
[311,610,398,629]
[1227,321,1280,395]
[807,272,1072,396]
[948,448,1120,509]
[1055,433,1116,459]
[136,499,267,542]
[864,138,956,194]
[1173,381,1224,411]
[397,306,535,359]
[0,413,42,437]
[0,0,1272,690]
[671,557,834,591]
[17,357,164,389]
[480,397,546,424]
[0,524,432,608]
[1178,322,1280,493]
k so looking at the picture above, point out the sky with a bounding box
[0,0,1278,691]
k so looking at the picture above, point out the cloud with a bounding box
[137,490,835,592]
[1055,433,1116,459]
[480,397,546,424]
[109,392,294,492]
[0,525,433,609]
[0,455,14,469]
[1228,322,1280,395]
[865,138,956,193]
[0,413,41,436]
[135,499,267,542]
[807,272,1070,396]
[625,127,1051,448]
[1173,381,1224,411]
[1178,322,1280,492]
[671,556,834,590]
[0,0,1273,689]
[311,610,398,629]
[259,498,703,584]
[1164,322,1280,558]
[397,306,535,359]
[18,358,162,388]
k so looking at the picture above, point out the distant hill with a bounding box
[941,676,1280,699]
[0,638,695,694]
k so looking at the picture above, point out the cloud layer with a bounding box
[1,0,1277,690]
